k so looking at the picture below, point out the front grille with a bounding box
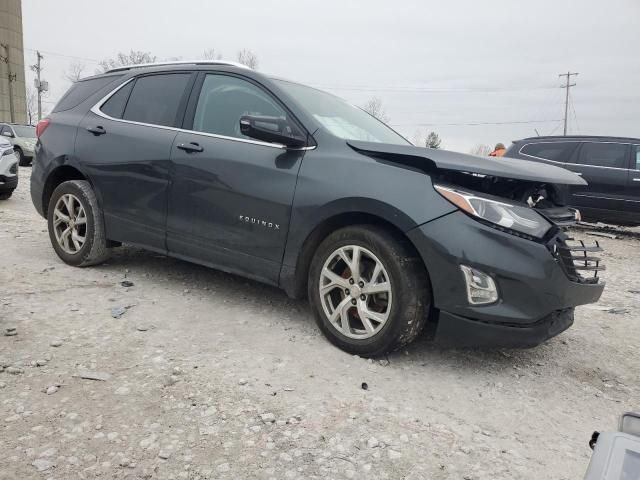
[548,232,604,284]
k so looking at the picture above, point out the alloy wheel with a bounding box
[53,193,87,254]
[319,245,393,339]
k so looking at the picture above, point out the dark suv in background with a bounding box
[506,136,640,225]
[30,61,604,356]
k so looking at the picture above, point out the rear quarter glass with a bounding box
[52,75,124,113]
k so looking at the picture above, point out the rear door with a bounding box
[166,72,307,284]
[565,141,630,215]
[76,72,195,251]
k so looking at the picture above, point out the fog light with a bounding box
[460,265,498,305]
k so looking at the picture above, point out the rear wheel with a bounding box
[308,225,430,357]
[47,180,110,267]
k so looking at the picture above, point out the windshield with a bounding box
[274,80,409,145]
[13,125,36,138]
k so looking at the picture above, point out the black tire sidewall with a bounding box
[47,181,97,266]
[15,148,26,166]
[309,226,428,356]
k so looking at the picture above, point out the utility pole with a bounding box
[1,43,17,123]
[31,51,45,121]
[559,71,578,136]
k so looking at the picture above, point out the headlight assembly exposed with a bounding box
[434,184,551,239]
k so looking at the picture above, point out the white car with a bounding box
[0,137,18,200]
[0,123,37,166]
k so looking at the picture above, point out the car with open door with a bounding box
[30,61,604,356]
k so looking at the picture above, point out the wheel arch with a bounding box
[42,164,91,217]
[280,210,428,300]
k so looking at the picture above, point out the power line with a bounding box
[309,83,557,94]
[390,119,563,127]
[24,47,100,64]
[569,90,580,133]
[559,71,578,135]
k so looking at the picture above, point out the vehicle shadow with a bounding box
[101,245,564,373]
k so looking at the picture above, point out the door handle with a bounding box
[177,142,204,153]
[633,178,640,182]
[87,126,106,136]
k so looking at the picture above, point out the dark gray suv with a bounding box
[30,61,604,356]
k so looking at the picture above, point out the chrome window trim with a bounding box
[518,140,632,171]
[573,194,640,203]
[90,77,315,151]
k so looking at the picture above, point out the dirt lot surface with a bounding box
[1,167,639,479]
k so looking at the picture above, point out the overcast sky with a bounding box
[22,0,639,152]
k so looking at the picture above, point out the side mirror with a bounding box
[2,131,14,138]
[239,115,306,148]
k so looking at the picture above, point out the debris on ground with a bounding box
[4,326,17,336]
[75,370,112,381]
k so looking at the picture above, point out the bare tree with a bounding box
[26,86,38,125]
[362,97,390,123]
[203,48,222,60]
[65,61,86,83]
[425,131,442,149]
[469,144,491,156]
[236,49,259,69]
[98,51,157,72]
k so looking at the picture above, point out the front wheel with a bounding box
[0,190,13,200]
[308,225,430,357]
[15,148,29,166]
[47,180,111,267]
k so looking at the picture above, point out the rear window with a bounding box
[578,142,628,169]
[520,141,577,162]
[52,75,123,113]
[122,74,191,127]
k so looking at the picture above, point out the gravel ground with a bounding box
[1,167,639,480]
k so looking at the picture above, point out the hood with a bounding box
[347,140,587,186]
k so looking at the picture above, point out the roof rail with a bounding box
[105,60,251,73]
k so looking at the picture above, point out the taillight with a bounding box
[36,118,50,138]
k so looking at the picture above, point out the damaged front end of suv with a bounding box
[348,141,605,347]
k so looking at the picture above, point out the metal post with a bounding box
[559,71,578,136]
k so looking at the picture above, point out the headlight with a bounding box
[434,184,551,239]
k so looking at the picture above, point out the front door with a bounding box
[166,73,307,284]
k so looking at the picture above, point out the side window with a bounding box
[100,81,134,119]
[122,74,191,127]
[633,145,640,171]
[578,142,628,169]
[192,74,287,139]
[520,142,576,162]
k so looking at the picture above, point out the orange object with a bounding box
[489,148,506,157]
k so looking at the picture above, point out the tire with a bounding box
[308,225,430,357]
[0,190,13,200]
[15,148,29,167]
[47,180,111,267]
